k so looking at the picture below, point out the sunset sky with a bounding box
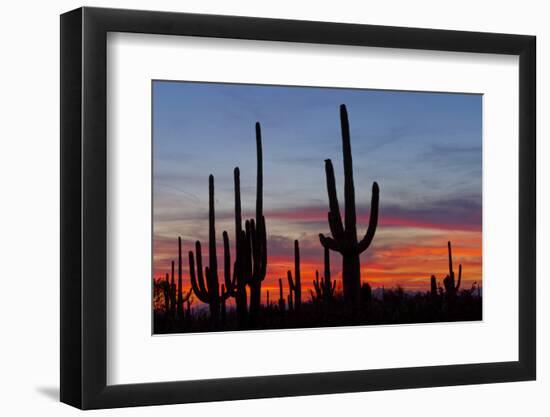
[152,81,482,304]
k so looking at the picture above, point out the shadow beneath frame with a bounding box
[35,386,59,401]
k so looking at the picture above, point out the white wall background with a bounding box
[0,0,545,415]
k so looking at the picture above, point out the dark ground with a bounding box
[153,287,482,334]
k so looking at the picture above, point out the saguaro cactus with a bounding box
[287,288,294,312]
[163,273,171,314]
[313,246,336,304]
[220,284,228,326]
[443,241,462,298]
[278,278,285,313]
[319,104,380,311]
[170,261,176,317]
[244,123,268,326]
[177,238,184,317]
[287,240,302,313]
[232,167,249,327]
[167,242,191,320]
[189,175,235,325]
[220,231,236,327]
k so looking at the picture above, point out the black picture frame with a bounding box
[60,6,536,410]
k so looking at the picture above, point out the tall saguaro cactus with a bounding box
[221,231,236,327]
[220,123,267,329]
[287,240,302,313]
[232,167,250,327]
[245,123,268,327]
[443,241,462,298]
[189,175,235,325]
[319,104,380,311]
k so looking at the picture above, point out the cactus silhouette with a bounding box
[220,232,236,327]
[287,240,302,314]
[176,238,192,318]
[162,258,190,319]
[244,123,267,327]
[231,167,249,327]
[287,289,294,312]
[278,278,285,313]
[170,261,176,317]
[188,175,235,325]
[313,246,336,304]
[443,241,462,298]
[163,273,171,314]
[319,104,379,311]
[221,284,228,326]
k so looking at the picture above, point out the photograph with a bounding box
[151,81,483,334]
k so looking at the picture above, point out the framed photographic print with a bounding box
[60,6,536,409]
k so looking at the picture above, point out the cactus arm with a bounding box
[287,270,295,291]
[319,233,340,251]
[259,216,267,280]
[205,267,213,299]
[447,241,454,278]
[182,288,192,303]
[313,280,320,294]
[340,104,357,238]
[357,182,380,253]
[221,283,233,301]
[222,231,235,294]
[248,217,267,283]
[249,219,259,276]
[278,278,283,300]
[331,280,336,294]
[194,241,208,296]
[310,289,316,302]
[313,272,322,298]
[456,264,462,291]
[189,250,209,303]
[327,212,345,244]
[324,159,345,241]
